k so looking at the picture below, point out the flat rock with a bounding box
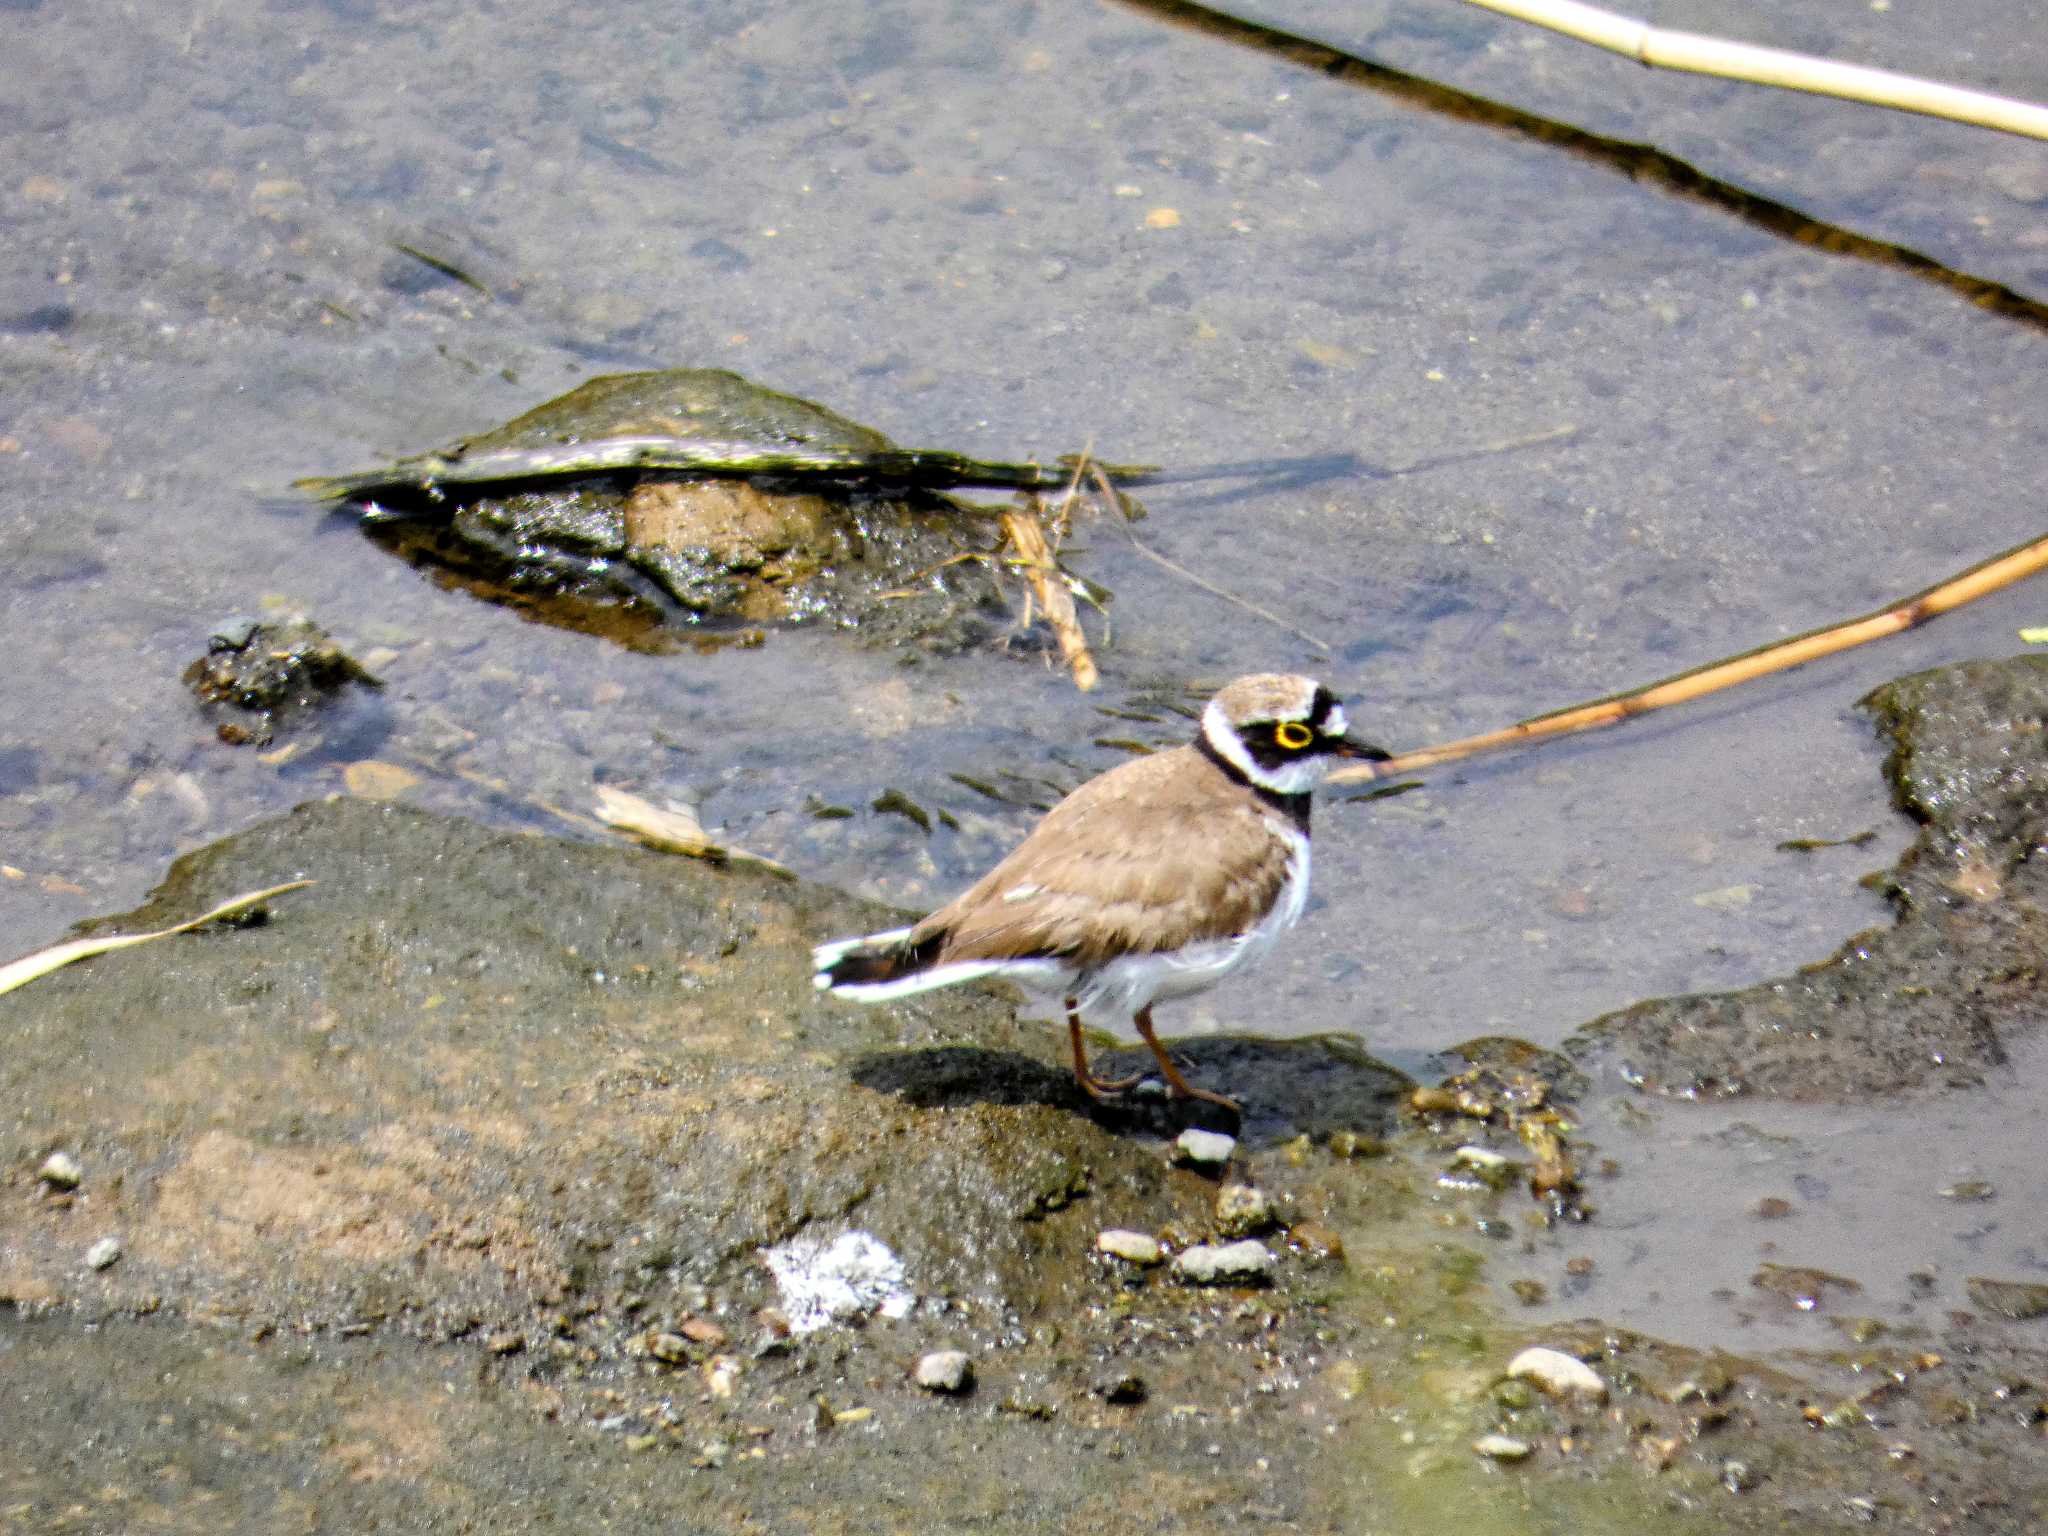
[0,799,1198,1341]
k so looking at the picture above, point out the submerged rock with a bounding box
[1967,1277,2048,1321]
[1472,1433,1532,1462]
[300,369,1129,652]
[183,614,382,746]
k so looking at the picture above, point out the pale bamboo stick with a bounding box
[1460,0,2048,141]
[1326,529,2048,784]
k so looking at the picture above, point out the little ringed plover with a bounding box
[812,674,1387,1113]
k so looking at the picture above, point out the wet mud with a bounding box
[1574,656,2048,1099]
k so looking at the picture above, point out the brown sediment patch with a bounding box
[143,1130,433,1272]
[328,1390,458,1485]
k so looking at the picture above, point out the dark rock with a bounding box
[183,614,383,747]
[310,369,1026,653]
[1,798,1204,1342]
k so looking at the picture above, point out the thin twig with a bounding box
[0,881,315,998]
[1379,423,1580,477]
[1087,461,1332,653]
[1328,528,2048,784]
[1461,0,2048,141]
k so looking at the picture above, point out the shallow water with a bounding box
[3,0,2045,1364]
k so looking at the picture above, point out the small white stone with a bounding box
[37,1152,83,1190]
[1454,1145,1510,1171]
[85,1237,122,1271]
[1171,1129,1236,1167]
[1506,1346,1608,1402]
[705,1356,741,1399]
[1172,1240,1276,1285]
[1096,1229,1164,1266]
[1473,1433,1532,1461]
[913,1349,973,1394]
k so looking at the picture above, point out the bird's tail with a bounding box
[811,924,1006,1001]
[812,925,929,989]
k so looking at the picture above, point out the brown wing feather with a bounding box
[911,746,1295,967]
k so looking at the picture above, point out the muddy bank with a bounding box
[5,742,2047,1530]
[1570,656,2048,1099]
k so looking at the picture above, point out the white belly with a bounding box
[1076,824,1309,1020]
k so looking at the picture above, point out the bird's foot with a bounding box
[1164,1076,1242,1116]
[1073,1064,1149,1100]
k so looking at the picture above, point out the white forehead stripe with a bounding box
[1324,705,1347,736]
[1201,699,1259,781]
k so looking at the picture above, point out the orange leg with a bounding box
[1067,999,1146,1099]
[1133,1005,1242,1114]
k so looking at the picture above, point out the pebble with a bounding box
[85,1236,122,1271]
[913,1349,974,1394]
[37,1152,83,1190]
[1172,1240,1276,1285]
[705,1356,742,1398]
[1096,1229,1164,1266]
[646,1331,691,1364]
[1506,1346,1608,1402]
[1171,1129,1236,1168]
[1213,1183,1276,1238]
[1472,1433,1532,1462]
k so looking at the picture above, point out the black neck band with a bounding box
[1195,732,1312,835]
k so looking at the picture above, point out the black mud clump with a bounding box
[309,369,1014,652]
[182,613,384,746]
[1572,655,2048,1099]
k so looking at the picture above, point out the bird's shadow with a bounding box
[848,1033,1412,1149]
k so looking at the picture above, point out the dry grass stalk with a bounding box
[593,785,794,879]
[1328,529,2048,784]
[0,881,315,998]
[1001,483,1101,692]
[1461,0,2048,141]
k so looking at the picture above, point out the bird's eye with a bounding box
[1274,720,1313,750]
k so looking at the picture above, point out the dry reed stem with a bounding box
[1327,529,2048,785]
[1002,488,1101,691]
[1461,0,2048,141]
[0,881,315,998]
[593,785,794,878]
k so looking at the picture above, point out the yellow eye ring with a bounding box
[1274,721,1313,750]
